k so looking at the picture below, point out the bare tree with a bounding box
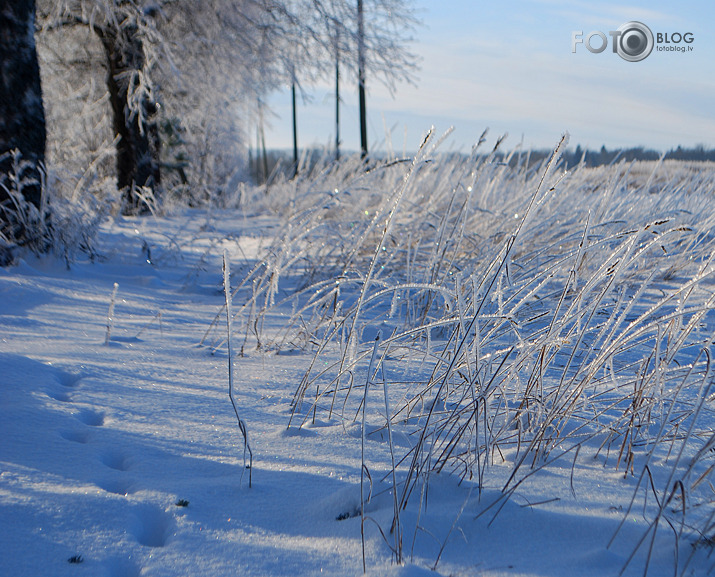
[357,0,367,157]
[249,0,334,176]
[308,0,420,158]
[352,0,420,157]
[225,0,419,167]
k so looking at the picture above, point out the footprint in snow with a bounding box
[46,370,82,403]
[75,408,105,427]
[129,504,175,548]
[96,477,136,497]
[56,370,83,388]
[59,428,92,444]
[100,449,133,472]
[47,389,72,402]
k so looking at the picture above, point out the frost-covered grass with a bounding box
[205,132,715,574]
[0,149,115,267]
[2,135,715,576]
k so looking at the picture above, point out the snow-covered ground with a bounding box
[3,148,715,576]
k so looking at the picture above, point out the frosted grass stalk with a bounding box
[382,357,402,564]
[223,252,253,487]
[331,130,436,418]
[361,331,382,573]
[104,283,119,346]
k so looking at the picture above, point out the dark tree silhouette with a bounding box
[0,0,47,249]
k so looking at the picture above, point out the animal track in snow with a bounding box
[56,370,82,388]
[96,477,135,496]
[59,428,91,444]
[46,370,82,403]
[48,389,72,402]
[129,505,174,548]
[75,408,105,427]
[100,450,133,472]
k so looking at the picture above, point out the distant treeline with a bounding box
[559,144,715,167]
[249,144,715,184]
[496,144,715,169]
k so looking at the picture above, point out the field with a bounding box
[2,133,715,576]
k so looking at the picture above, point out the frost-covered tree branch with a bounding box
[35,0,421,211]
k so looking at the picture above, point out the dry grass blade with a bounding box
[223,252,253,487]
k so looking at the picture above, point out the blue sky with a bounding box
[264,0,715,153]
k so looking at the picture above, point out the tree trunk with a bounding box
[99,25,160,214]
[291,78,298,178]
[357,0,367,158]
[0,0,47,229]
[335,26,340,162]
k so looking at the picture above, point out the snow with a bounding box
[2,155,715,577]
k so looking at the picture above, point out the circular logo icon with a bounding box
[615,21,654,62]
